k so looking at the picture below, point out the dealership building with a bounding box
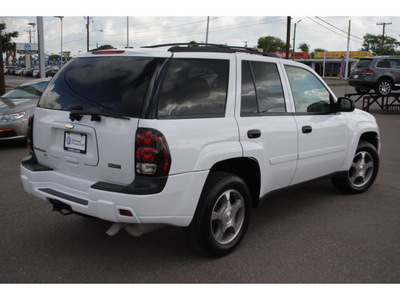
[275,50,371,79]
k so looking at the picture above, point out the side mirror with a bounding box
[336,97,355,112]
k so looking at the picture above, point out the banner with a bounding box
[314,51,370,59]
[274,52,309,59]
[339,56,345,79]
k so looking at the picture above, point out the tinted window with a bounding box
[377,59,391,68]
[241,61,286,116]
[389,59,400,69]
[158,59,229,118]
[38,56,166,118]
[356,59,372,68]
[241,61,258,115]
[285,65,332,114]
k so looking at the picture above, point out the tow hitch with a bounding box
[49,199,74,216]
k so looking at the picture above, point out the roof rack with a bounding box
[141,43,278,57]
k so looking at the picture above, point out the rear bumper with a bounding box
[20,156,208,227]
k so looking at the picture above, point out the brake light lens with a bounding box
[362,69,373,74]
[135,128,171,176]
[92,50,125,55]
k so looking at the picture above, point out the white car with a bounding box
[20,44,380,257]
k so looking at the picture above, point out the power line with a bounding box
[315,16,363,40]
[307,17,363,45]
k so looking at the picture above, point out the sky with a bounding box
[1,0,400,59]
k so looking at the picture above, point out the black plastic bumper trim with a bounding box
[21,155,53,172]
[91,175,168,195]
[39,188,88,206]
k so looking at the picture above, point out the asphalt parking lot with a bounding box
[0,77,399,284]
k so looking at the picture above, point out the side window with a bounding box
[241,60,286,116]
[158,59,229,119]
[389,59,400,69]
[377,59,390,68]
[285,65,332,114]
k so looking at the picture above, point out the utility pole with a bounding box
[345,20,351,80]
[286,16,291,59]
[85,16,93,52]
[377,22,392,55]
[205,16,210,44]
[127,16,129,48]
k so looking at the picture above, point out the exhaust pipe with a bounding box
[106,222,165,237]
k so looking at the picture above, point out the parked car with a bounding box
[21,44,380,257]
[348,55,400,96]
[32,69,52,77]
[22,68,35,77]
[14,68,24,76]
[47,68,59,77]
[0,78,50,141]
[7,66,19,75]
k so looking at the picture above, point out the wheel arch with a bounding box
[210,157,261,207]
[360,131,380,153]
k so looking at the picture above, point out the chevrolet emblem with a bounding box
[65,124,75,129]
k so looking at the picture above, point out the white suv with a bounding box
[20,44,380,257]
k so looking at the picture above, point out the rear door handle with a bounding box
[247,129,261,139]
[302,126,312,134]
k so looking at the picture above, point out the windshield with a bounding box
[2,80,48,99]
[38,56,166,118]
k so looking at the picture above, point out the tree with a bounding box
[298,42,310,52]
[0,22,18,95]
[1,22,19,66]
[311,48,327,58]
[90,44,115,51]
[257,36,286,53]
[361,33,400,55]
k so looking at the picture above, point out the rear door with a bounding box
[235,55,298,195]
[34,53,168,185]
[389,58,400,87]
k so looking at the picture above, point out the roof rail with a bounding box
[141,43,278,57]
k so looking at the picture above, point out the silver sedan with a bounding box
[0,78,50,141]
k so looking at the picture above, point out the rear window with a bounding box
[356,59,373,68]
[38,56,166,118]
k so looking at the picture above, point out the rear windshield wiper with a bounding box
[69,110,130,122]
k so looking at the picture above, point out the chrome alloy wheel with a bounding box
[349,150,374,188]
[378,81,391,95]
[211,189,245,245]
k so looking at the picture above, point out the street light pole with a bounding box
[54,16,64,66]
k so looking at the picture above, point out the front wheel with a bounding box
[331,141,379,194]
[185,172,251,257]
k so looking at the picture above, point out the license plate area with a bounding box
[64,131,87,154]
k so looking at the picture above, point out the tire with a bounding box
[331,141,379,194]
[375,79,392,96]
[185,172,251,257]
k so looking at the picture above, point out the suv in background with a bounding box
[348,55,400,96]
[20,44,380,257]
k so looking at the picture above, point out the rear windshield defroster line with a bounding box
[38,56,167,119]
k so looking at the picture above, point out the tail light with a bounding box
[27,115,34,152]
[135,128,171,176]
[362,69,373,74]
